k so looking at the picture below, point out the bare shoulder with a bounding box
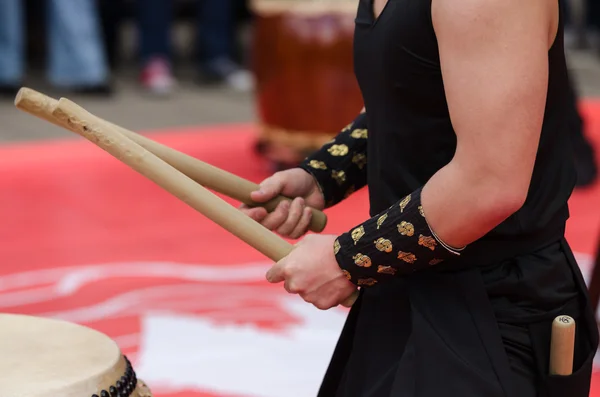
[431,0,558,50]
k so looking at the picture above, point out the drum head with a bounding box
[0,313,151,397]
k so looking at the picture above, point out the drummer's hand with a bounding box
[240,168,325,239]
[266,234,357,310]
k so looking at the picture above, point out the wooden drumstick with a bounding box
[549,315,576,376]
[43,96,358,308]
[14,87,328,233]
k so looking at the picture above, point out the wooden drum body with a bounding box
[251,0,364,167]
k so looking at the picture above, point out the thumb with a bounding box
[252,175,284,202]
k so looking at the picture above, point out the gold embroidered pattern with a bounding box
[331,170,346,185]
[419,235,437,251]
[334,239,341,255]
[374,238,393,253]
[342,269,352,280]
[418,205,425,217]
[399,195,411,212]
[351,226,365,245]
[398,251,417,263]
[377,213,388,229]
[397,221,415,237]
[377,265,397,275]
[429,258,444,265]
[353,253,372,268]
[350,128,368,139]
[308,160,327,170]
[328,144,349,156]
[358,278,378,286]
[352,153,367,169]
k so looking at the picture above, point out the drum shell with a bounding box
[251,0,363,166]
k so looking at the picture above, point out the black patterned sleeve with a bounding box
[298,112,368,208]
[333,187,465,287]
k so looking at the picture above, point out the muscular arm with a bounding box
[298,108,368,208]
[422,0,555,248]
[333,0,557,284]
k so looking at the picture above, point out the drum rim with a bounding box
[89,355,139,397]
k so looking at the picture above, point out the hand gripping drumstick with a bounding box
[14,87,328,233]
[15,91,359,308]
[549,315,576,376]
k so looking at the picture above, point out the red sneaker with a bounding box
[140,57,176,96]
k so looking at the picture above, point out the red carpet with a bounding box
[0,101,599,396]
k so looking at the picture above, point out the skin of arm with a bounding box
[421,0,558,249]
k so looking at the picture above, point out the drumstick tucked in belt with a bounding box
[22,93,359,308]
[549,315,576,376]
[14,87,328,233]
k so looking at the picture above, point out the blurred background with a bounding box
[0,1,599,396]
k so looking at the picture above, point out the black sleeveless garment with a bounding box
[317,1,599,396]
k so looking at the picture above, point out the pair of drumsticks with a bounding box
[13,88,575,377]
[14,88,360,307]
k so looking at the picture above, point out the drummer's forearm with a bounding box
[298,111,368,207]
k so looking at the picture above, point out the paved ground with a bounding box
[1,47,600,143]
[0,69,256,142]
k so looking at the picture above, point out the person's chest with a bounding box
[372,0,389,20]
[353,0,443,105]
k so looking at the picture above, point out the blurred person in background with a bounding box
[137,0,253,95]
[0,0,111,97]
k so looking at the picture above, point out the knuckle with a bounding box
[271,172,285,186]
[298,214,310,229]
[260,179,280,195]
[314,300,331,310]
[291,197,303,208]
[281,266,294,279]
[292,203,304,218]
[276,203,290,217]
[304,207,313,220]
[287,281,301,294]
[299,292,313,303]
